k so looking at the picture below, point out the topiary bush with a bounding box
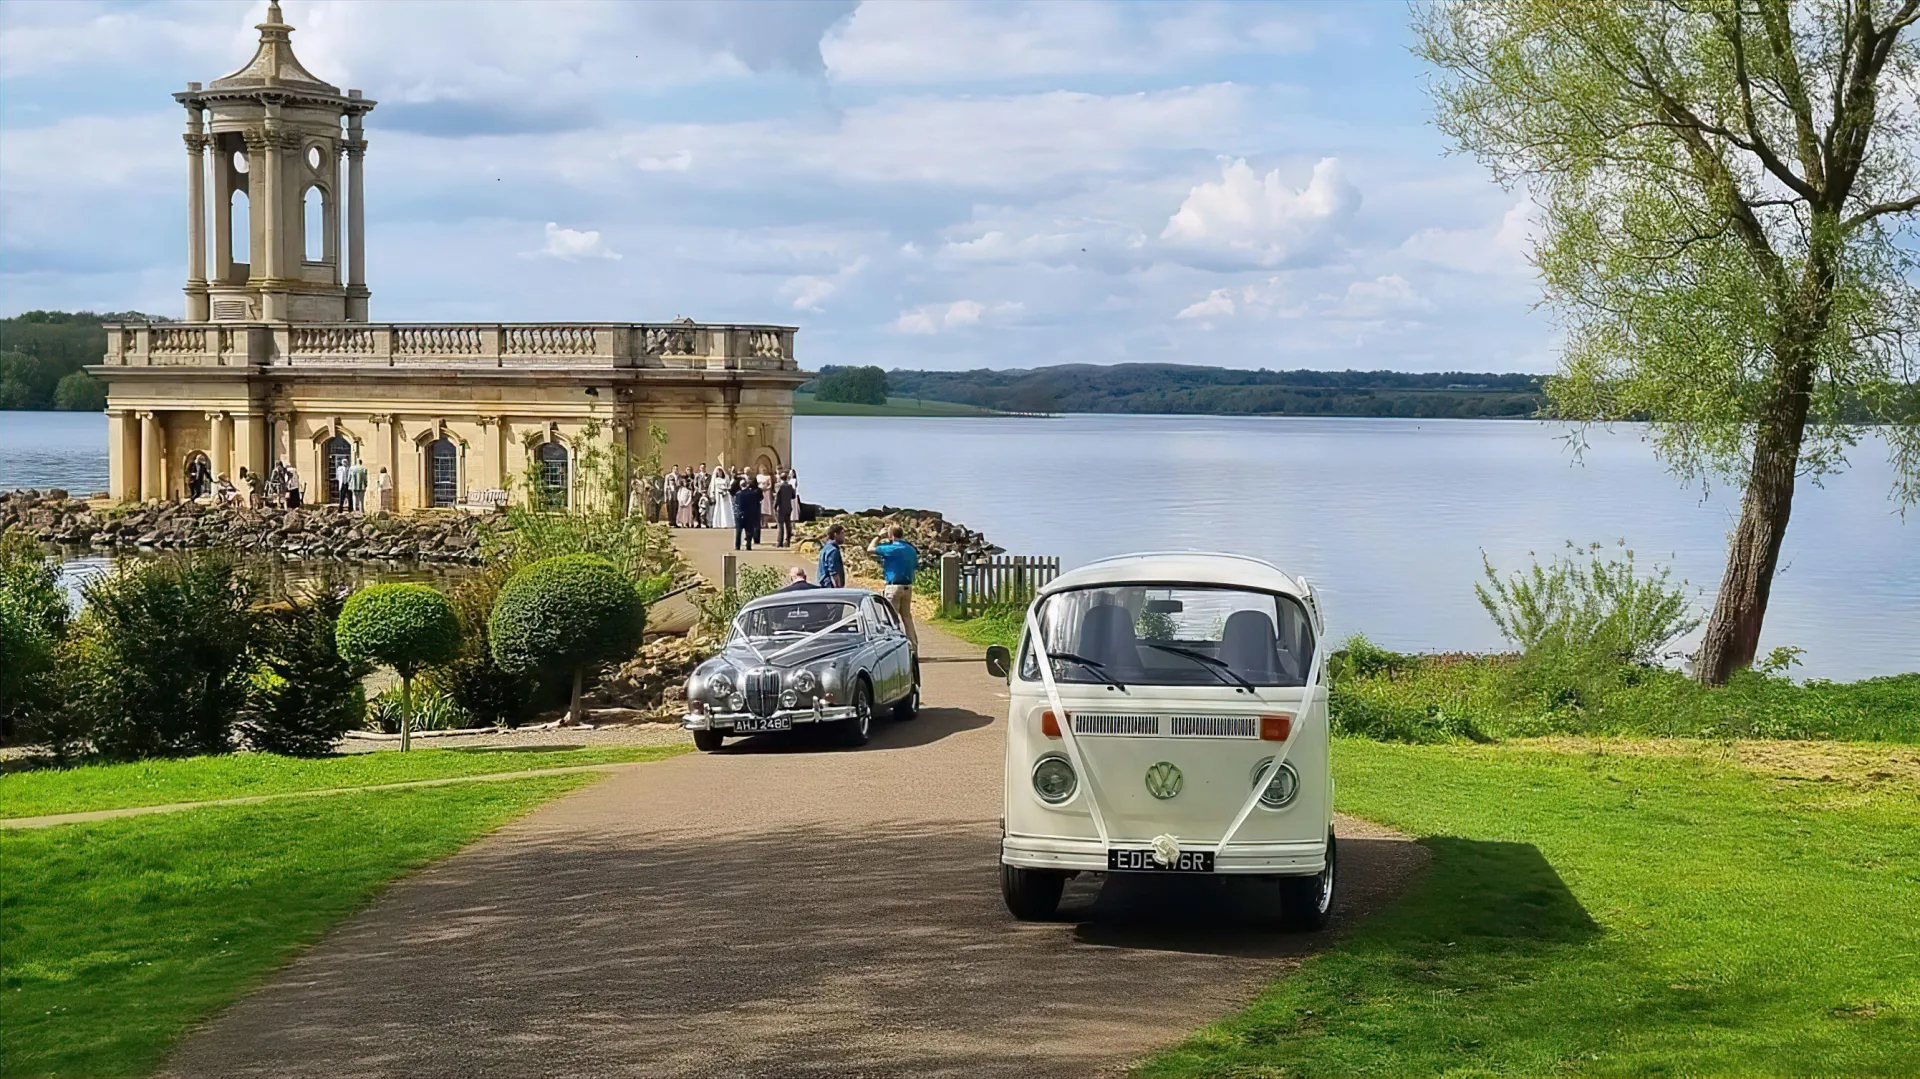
[489,554,646,725]
[0,530,70,747]
[336,582,462,751]
[421,565,536,728]
[239,572,371,756]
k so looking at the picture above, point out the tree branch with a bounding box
[1843,192,1920,229]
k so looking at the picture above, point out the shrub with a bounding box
[365,684,474,733]
[691,563,784,642]
[421,565,536,727]
[60,553,258,760]
[1475,542,1699,666]
[336,583,462,751]
[0,530,70,745]
[238,572,370,756]
[489,554,646,724]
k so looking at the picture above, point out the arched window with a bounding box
[430,438,459,507]
[323,436,352,502]
[538,442,569,508]
[231,189,250,264]
[304,186,325,261]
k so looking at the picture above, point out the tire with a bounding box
[1001,863,1066,921]
[893,680,921,721]
[838,679,874,747]
[1278,830,1337,932]
[692,729,724,752]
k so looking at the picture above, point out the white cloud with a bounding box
[779,257,869,311]
[635,149,695,173]
[1162,157,1360,267]
[1400,198,1536,278]
[1176,289,1236,320]
[895,298,1021,334]
[1330,275,1433,319]
[527,222,621,261]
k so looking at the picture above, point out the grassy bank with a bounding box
[1,775,595,1077]
[0,743,688,819]
[1142,737,1920,1075]
[793,392,1002,417]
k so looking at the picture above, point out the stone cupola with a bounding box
[175,1,376,323]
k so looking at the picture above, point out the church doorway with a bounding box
[429,438,458,507]
[323,435,352,503]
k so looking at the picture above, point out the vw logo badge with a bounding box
[1145,761,1183,800]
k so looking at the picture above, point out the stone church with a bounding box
[89,2,804,510]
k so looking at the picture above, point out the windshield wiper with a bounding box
[1043,650,1128,691]
[1141,642,1256,692]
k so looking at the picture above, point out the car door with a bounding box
[863,598,907,703]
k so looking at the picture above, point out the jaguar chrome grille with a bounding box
[1071,714,1161,736]
[1168,715,1257,738]
[745,670,781,717]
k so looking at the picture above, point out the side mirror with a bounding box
[985,644,1011,679]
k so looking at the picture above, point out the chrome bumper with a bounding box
[1001,834,1327,875]
[683,704,856,731]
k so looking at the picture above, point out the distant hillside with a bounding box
[804,363,1547,419]
[1,310,160,411]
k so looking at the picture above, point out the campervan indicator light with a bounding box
[1259,714,1293,741]
[1040,710,1061,738]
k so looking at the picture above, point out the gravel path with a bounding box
[164,530,1428,1078]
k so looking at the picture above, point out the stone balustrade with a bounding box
[98,320,798,372]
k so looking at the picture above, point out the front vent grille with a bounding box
[1071,713,1160,736]
[1168,715,1257,738]
[745,670,781,717]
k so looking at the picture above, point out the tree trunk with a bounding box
[565,666,584,726]
[1694,361,1815,686]
[399,674,413,753]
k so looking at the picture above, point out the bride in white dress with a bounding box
[709,466,734,529]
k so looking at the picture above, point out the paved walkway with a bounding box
[165,528,1427,1078]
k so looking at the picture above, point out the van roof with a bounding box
[1040,551,1310,599]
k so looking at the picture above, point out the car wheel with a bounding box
[692,729,724,753]
[893,680,920,721]
[1001,863,1066,921]
[839,680,874,747]
[1278,829,1337,931]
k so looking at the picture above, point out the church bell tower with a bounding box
[176,2,375,322]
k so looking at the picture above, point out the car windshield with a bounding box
[1019,584,1314,687]
[732,600,860,640]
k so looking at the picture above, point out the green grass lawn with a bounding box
[0,744,688,819]
[1,775,597,1077]
[793,392,1004,417]
[1142,737,1920,1076]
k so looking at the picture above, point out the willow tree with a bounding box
[1418,1,1919,684]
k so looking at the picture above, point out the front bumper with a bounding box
[683,704,855,731]
[1001,834,1327,876]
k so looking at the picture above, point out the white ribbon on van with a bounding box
[1024,606,1112,847]
[1213,640,1326,854]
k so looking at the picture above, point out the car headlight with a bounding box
[1031,754,1077,804]
[793,668,819,694]
[1252,758,1300,808]
[707,670,734,697]
[728,693,746,712]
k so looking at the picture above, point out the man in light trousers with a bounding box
[868,525,920,652]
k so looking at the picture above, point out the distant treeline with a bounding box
[807,363,1547,419]
[0,310,158,411]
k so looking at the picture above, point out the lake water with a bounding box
[5,410,1914,679]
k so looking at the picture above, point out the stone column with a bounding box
[243,130,269,287]
[344,107,369,321]
[477,416,504,493]
[256,115,287,320]
[139,412,161,502]
[207,411,230,479]
[183,97,210,321]
[233,412,265,489]
[108,411,136,502]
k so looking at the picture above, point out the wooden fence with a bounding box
[944,554,1061,617]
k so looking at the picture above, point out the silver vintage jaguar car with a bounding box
[683,588,919,751]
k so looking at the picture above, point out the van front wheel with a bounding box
[1278,830,1336,931]
[1001,863,1065,921]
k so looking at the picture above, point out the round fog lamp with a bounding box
[781,690,797,707]
[728,693,746,712]
[1031,754,1077,804]
[1252,758,1300,808]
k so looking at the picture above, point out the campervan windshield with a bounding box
[1019,584,1316,688]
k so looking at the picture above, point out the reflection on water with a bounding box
[52,549,473,608]
[795,415,1916,681]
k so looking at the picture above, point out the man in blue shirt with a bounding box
[817,523,847,587]
[868,525,920,650]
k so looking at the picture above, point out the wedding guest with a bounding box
[348,458,369,513]
[775,473,797,547]
[374,466,391,513]
[868,525,920,650]
[733,478,763,551]
[709,467,734,530]
[817,523,846,587]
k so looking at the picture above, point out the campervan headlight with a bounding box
[1031,754,1077,804]
[1252,758,1300,808]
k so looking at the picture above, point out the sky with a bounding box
[0,0,1555,373]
